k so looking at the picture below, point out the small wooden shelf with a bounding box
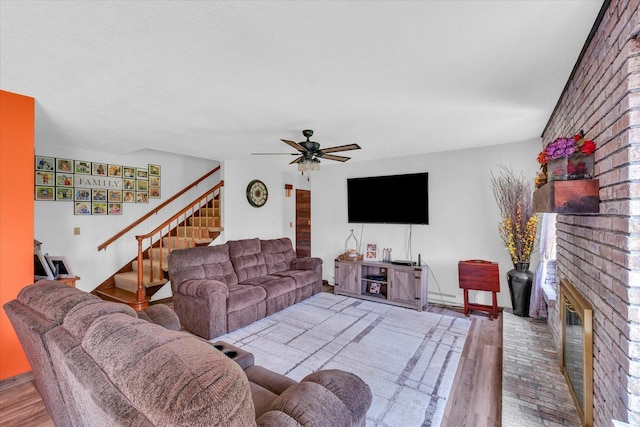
[35,276,80,287]
[533,179,599,214]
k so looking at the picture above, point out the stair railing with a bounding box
[98,166,220,252]
[134,180,224,306]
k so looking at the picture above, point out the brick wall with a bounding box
[541,1,640,424]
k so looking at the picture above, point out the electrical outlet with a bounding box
[73,227,80,235]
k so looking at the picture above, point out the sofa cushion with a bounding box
[260,238,297,274]
[17,280,100,323]
[273,269,320,289]
[237,275,296,299]
[168,244,238,289]
[228,238,269,282]
[80,313,256,426]
[63,299,138,339]
[227,283,267,312]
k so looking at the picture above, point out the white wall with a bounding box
[34,143,220,297]
[219,160,309,243]
[311,138,541,308]
[35,138,540,309]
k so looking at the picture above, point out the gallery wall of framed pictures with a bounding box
[35,156,161,215]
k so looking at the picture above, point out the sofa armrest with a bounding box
[302,369,372,425]
[290,257,323,274]
[175,279,229,298]
[256,369,371,427]
[138,305,181,330]
[172,279,230,340]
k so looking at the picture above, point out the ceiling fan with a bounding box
[252,130,361,171]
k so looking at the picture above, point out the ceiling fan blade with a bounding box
[281,139,306,152]
[289,156,304,164]
[319,143,361,154]
[320,154,351,162]
[251,153,299,155]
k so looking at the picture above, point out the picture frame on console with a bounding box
[368,282,381,294]
[365,243,378,260]
[45,255,74,279]
[34,245,56,280]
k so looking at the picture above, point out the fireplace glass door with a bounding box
[560,278,593,427]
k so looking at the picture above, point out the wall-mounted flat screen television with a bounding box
[347,172,429,224]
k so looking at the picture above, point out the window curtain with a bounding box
[529,213,557,318]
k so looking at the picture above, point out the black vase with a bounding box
[507,262,534,317]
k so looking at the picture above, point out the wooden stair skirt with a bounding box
[96,234,220,310]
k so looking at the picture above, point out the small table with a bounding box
[55,276,80,287]
[458,260,500,319]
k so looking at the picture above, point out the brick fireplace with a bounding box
[541,0,640,424]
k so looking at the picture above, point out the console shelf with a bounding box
[334,259,428,311]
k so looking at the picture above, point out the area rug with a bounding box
[215,292,471,427]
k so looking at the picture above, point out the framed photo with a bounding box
[108,164,122,177]
[108,190,122,202]
[56,158,73,172]
[136,168,148,180]
[149,187,161,199]
[74,202,91,215]
[92,202,107,215]
[92,162,107,176]
[123,166,137,179]
[368,282,381,294]
[56,173,73,187]
[108,203,122,215]
[365,243,378,261]
[75,188,91,201]
[123,190,136,203]
[35,171,54,186]
[35,156,55,171]
[56,187,73,201]
[149,164,161,176]
[74,160,92,174]
[123,179,136,190]
[92,189,107,201]
[149,176,160,187]
[35,186,55,200]
[136,180,148,192]
[136,192,148,203]
[34,247,56,280]
[45,255,74,278]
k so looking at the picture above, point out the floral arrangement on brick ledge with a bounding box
[535,132,596,187]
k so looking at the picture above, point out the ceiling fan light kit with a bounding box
[254,130,361,173]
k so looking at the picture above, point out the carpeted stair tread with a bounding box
[188,217,221,228]
[162,236,213,248]
[131,258,169,274]
[114,271,168,294]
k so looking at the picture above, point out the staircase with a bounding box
[93,179,223,310]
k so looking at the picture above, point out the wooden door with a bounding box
[295,189,311,257]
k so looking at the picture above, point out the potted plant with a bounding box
[491,167,538,316]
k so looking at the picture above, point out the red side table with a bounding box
[458,260,500,319]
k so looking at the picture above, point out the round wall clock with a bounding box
[246,179,268,207]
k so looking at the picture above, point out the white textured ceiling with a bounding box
[0,1,604,170]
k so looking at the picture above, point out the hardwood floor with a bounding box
[0,303,502,427]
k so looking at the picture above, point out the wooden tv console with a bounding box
[334,259,428,311]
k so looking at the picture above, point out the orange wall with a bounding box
[0,90,35,379]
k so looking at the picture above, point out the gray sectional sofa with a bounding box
[4,281,372,426]
[168,237,323,339]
